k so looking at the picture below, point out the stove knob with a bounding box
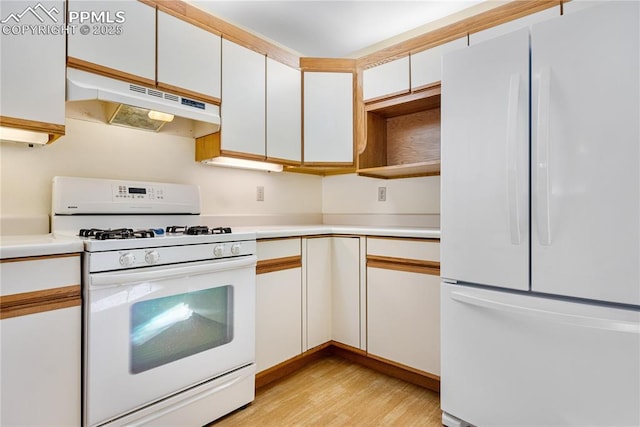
[119,253,136,267]
[213,245,224,257]
[145,250,160,265]
[231,244,241,255]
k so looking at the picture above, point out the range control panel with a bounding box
[113,184,165,201]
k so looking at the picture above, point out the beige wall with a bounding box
[0,118,440,233]
[0,118,322,232]
[321,174,440,227]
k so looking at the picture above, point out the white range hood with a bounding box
[66,68,220,137]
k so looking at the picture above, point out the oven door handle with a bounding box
[90,255,257,287]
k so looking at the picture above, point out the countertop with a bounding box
[0,234,84,259]
[0,226,439,259]
[237,225,440,240]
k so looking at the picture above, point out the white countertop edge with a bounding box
[0,235,84,259]
[235,225,440,240]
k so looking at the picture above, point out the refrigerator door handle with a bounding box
[506,73,522,245]
[535,66,552,246]
[451,291,640,334]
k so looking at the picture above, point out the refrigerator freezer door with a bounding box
[441,283,640,426]
[441,29,529,290]
[531,2,640,305]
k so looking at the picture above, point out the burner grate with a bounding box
[165,226,232,235]
[79,228,156,240]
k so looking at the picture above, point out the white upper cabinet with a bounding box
[469,5,561,45]
[362,56,410,102]
[157,11,221,101]
[303,71,354,164]
[410,37,467,91]
[266,58,301,163]
[221,39,266,158]
[0,0,65,127]
[67,0,156,83]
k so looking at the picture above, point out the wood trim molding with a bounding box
[300,58,357,72]
[0,285,81,320]
[367,255,440,276]
[357,0,561,69]
[0,116,65,139]
[255,341,440,393]
[156,81,221,105]
[256,256,302,275]
[67,56,157,88]
[256,342,332,389]
[330,342,440,393]
[0,253,81,263]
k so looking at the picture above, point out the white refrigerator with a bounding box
[440,2,640,426]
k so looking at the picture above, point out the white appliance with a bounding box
[66,68,220,135]
[52,176,257,427]
[440,2,640,426]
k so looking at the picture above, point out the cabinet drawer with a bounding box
[257,238,301,260]
[366,237,439,262]
[0,255,80,295]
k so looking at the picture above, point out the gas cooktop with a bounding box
[79,226,233,240]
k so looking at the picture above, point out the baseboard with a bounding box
[255,342,332,389]
[255,341,440,393]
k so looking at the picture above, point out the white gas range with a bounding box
[51,176,257,427]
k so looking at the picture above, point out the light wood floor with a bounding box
[211,356,442,426]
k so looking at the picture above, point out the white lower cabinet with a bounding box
[304,236,362,351]
[366,238,441,375]
[304,237,333,349]
[255,239,302,372]
[0,254,81,426]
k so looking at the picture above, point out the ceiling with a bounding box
[187,1,487,58]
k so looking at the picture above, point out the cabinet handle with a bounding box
[506,73,522,245]
[535,66,552,246]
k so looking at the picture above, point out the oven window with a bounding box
[130,286,233,374]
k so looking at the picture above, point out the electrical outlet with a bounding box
[256,186,264,202]
[377,186,387,202]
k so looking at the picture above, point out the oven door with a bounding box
[84,255,256,427]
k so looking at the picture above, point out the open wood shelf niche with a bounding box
[358,84,441,179]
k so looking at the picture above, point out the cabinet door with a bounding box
[157,11,221,101]
[0,0,65,126]
[363,56,410,101]
[303,72,354,165]
[304,237,332,349]
[410,37,467,91]
[368,268,440,374]
[255,268,302,372]
[469,6,560,45]
[266,58,301,163]
[1,307,81,426]
[221,39,266,158]
[331,237,360,349]
[67,0,155,84]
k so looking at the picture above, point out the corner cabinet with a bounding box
[303,71,355,166]
[220,38,266,159]
[0,0,65,141]
[0,253,82,426]
[304,236,362,351]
